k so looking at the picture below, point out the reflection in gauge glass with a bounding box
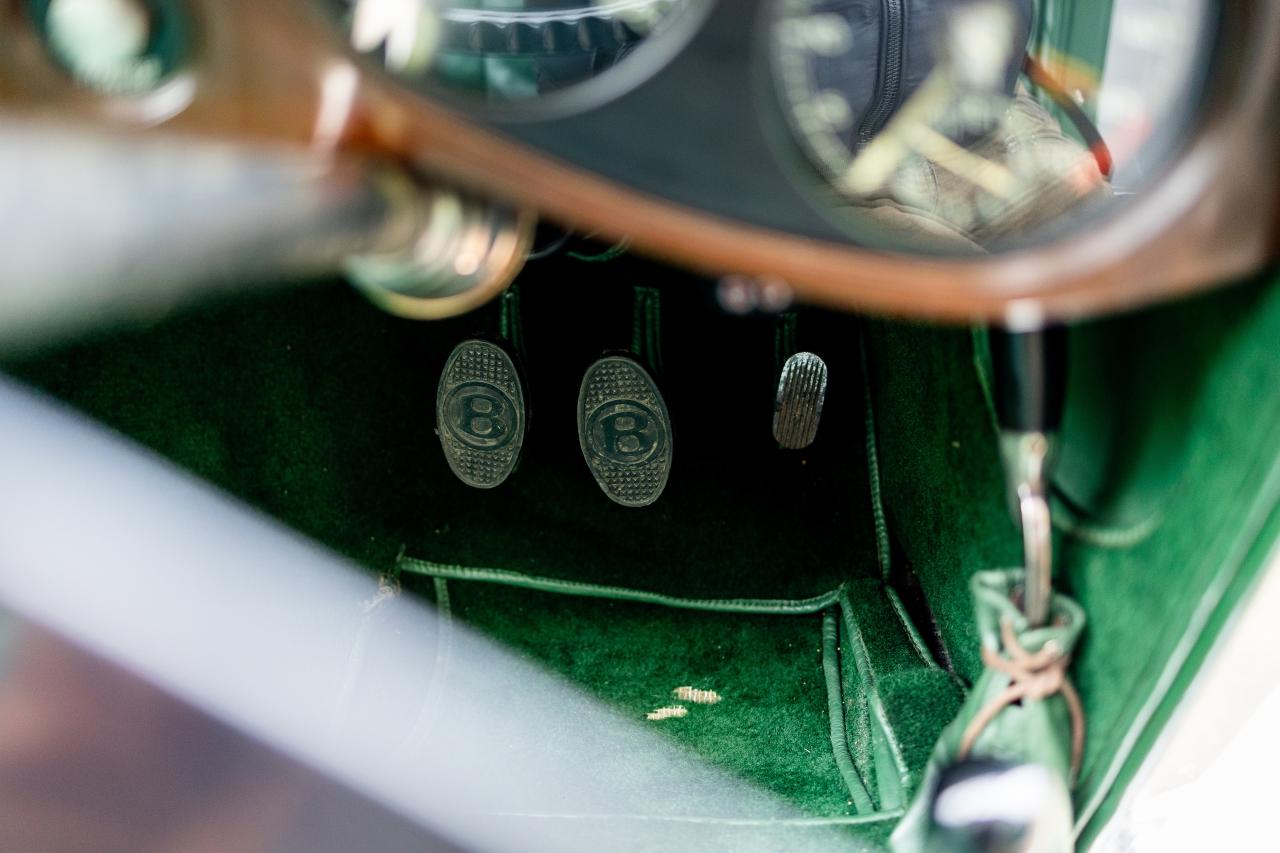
[27,0,191,95]
[770,0,1215,253]
[334,0,696,104]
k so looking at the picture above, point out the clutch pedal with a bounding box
[436,338,527,488]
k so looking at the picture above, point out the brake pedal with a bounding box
[577,354,672,507]
[773,351,828,450]
[436,338,527,488]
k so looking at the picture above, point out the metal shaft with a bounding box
[990,327,1067,627]
[1001,431,1054,627]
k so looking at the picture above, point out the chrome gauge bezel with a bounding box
[317,0,717,124]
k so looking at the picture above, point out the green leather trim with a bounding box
[893,571,1084,852]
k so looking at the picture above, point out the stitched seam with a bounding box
[859,332,893,582]
[860,331,942,674]
[970,327,1001,433]
[839,590,912,795]
[397,557,845,614]
[822,609,876,813]
[885,586,941,670]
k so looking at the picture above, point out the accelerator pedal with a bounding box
[772,351,828,450]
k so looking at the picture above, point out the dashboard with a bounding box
[1,0,1278,323]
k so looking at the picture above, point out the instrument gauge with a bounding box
[769,0,1217,252]
[326,0,706,110]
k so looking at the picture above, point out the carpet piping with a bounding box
[884,586,942,671]
[397,558,845,614]
[859,329,943,672]
[838,589,913,797]
[821,609,877,814]
[859,332,893,582]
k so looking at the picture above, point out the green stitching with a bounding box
[822,609,877,814]
[838,590,912,798]
[498,285,526,359]
[859,331,942,674]
[970,326,1001,433]
[393,557,936,822]
[858,331,892,582]
[885,587,942,671]
[630,286,664,374]
[775,313,799,373]
[396,557,845,614]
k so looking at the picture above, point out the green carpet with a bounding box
[5,249,1280,849]
[862,269,1280,836]
[397,565,958,822]
[430,581,857,815]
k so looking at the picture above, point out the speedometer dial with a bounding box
[770,0,1216,252]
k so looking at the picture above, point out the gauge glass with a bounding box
[27,0,190,95]
[332,0,698,105]
[770,0,1216,252]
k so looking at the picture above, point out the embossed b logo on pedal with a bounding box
[436,339,526,489]
[444,382,517,449]
[577,355,672,507]
[587,400,665,465]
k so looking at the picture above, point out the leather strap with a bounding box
[957,618,1085,784]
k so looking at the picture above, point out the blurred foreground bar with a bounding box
[0,121,420,351]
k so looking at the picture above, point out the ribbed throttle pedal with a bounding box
[772,352,828,450]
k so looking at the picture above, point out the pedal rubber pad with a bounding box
[578,355,672,507]
[437,339,526,489]
[773,352,827,450]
